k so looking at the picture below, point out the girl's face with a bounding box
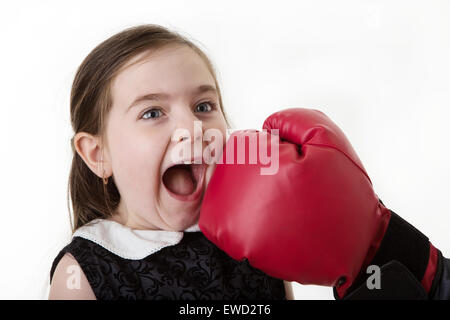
[104,45,227,231]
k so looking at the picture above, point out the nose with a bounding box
[177,135,201,144]
[171,112,203,145]
[170,113,204,163]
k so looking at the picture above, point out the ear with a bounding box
[73,132,111,179]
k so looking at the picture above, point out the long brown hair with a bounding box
[68,24,230,233]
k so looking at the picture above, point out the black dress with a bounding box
[50,219,286,300]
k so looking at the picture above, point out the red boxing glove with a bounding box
[199,108,441,299]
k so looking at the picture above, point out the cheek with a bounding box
[204,116,227,140]
[209,121,227,153]
[202,119,227,186]
[108,125,167,196]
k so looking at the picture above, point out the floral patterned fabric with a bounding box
[50,231,286,300]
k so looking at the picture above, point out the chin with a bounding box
[167,210,200,231]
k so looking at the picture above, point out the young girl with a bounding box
[48,24,294,300]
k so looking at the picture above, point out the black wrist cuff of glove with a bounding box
[339,260,428,300]
[334,208,432,299]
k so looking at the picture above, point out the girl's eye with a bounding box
[195,101,216,113]
[141,109,163,120]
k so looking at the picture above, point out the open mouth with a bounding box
[162,163,206,201]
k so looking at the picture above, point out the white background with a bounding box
[0,0,449,299]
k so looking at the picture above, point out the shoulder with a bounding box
[49,236,98,283]
[48,253,96,300]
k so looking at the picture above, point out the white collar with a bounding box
[72,219,201,260]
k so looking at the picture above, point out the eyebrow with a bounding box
[127,84,218,111]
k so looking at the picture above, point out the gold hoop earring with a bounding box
[100,148,109,185]
[102,171,109,185]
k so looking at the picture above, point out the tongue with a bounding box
[163,166,195,195]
